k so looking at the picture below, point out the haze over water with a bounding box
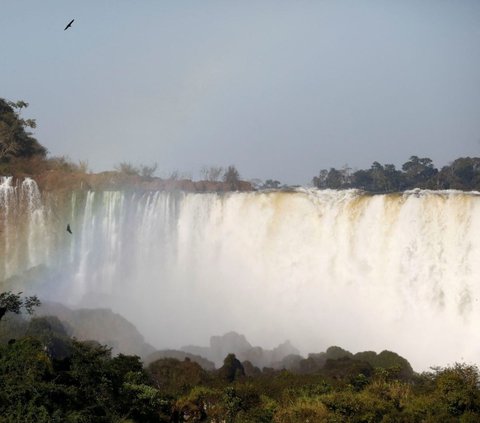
[2,177,480,371]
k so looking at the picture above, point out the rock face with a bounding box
[36,302,155,359]
[210,332,252,364]
[182,331,300,369]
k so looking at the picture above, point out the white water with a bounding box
[1,177,480,370]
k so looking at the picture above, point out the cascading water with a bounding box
[0,177,50,278]
[1,177,480,370]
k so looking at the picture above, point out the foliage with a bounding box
[174,385,223,421]
[147,357,209,397]
[0,291,40,321]
[0,155,91,176]
[114,162,158,178]
[25,316,72,360]
[313,156,480,192]
[433,364,480,416]
[1,310,480,422]
[139,163,158,178]
[46,156,89,173]
[223,165,241,189]
[0,336,169,422]
[260,179,282,189]
[273,396,329,423]
[0,99,47,162]
[115,162,141,176]
[218,353,245,383]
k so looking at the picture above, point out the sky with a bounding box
[1,0,479,184]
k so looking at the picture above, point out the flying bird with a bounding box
[66,224,72,235]
[64,19,74,31]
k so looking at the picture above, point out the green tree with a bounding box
[325,168,345,189]
[434,364,480,417]
[312,169,328,188]
[0,99,47,161]
[262,179,282,189]
[218,354,245,383]
[438,157,480,190]
[0,338,54,422]
[401,156,437,188]
[383,163,404,191]
[25,316,72,360]
[148,357,208,396]
[351,169,373,191]
[325,346,353,360]
[0,291,40,321]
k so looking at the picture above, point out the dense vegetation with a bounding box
[1,301,480,422]
[312,156,480,192]
[0,99,46,162]
[0,98,88,176]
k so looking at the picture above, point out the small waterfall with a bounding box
[0,177,15,278]
[1,178,480,370]
[0,177,49,279]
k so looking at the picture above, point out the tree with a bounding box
[0,99,47,161]
[261,179,282,189]
[26,316,72,359]
[325,346,353,360]
[148,357,208,396]
[325,168,345,189]
[401,156,437,188]
[438,157,480,190]
[370,162,387,191]
[0,291,40,321]
[139,163,158,178]
[368,162,404,192]
[223,165,241,189]
[351,169,373,191]
[312,169,328,188]
[434,364,480,417]
[383,163,404,191]
[201,165,224,182]
[218,354,245,383]
[115,162,140,175]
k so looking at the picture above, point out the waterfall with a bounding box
[0,177,50,278]
[1,177,480,370]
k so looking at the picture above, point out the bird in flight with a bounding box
[64,19,75,31]
[66,224,73,235]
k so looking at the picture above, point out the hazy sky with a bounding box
[1,1,479,184]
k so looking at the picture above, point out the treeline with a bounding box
[0,97,249,191]
[1,310,480,421]
[313,156,480,192]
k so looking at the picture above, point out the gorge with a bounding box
[1,176,479,371]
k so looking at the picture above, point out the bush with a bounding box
[273,397,329,423]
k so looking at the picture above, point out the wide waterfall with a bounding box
[1,176,480,370]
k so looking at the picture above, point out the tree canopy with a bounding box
[0,307,479,422]
[0,99,47,162]
[313,156,480,192]
[0,291,40,321]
